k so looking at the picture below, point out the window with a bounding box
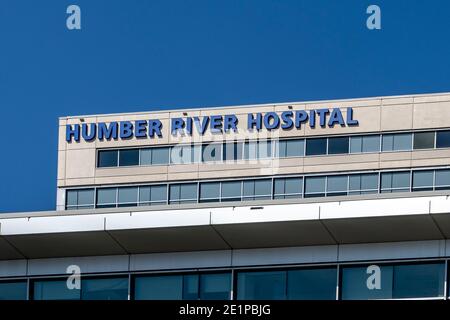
[276,139,304,158]
[326,175,348,196]
[134,273,231,300]
[119,149,139,166]
[349,174,379,195]
[413,132,435,149]
[169,183,198,204]
[237,271,286,300]
[221,181,242,202]
[341,265,394,300]
[274,177,303,199]
[393,263,444,299]
[349,135,380,153]
[381,172,411,193]
[287,268,337,300]
[0,281,27,300]
[435,169,450,190]
[412,170,434,192]
[202,144,222,162]
[140,147,170,165]
[306,138,327,156]
[436,130,450,148]
[223,142,243,161]
[304,176,326,198]
[382,133,412,151]
[199,273,231,300]
[328,137,349,155]
[66,189,95,210]
[199,182,220,203]
[96,188,117,208]
[81,277,128,300]
[97,150,118,167]
[117,187,138,207]
[33,279,80,300]
[244,141,272,159]
[171,145,199,164]
[243,179,272,201]
[135,275,183,300]
[139,185,167,206]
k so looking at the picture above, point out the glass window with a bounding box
[152,147,170,165]
[341,265,394,300]
[393,263,444,299]
[221,181,242,202]
[382,133,412,151]
[243,179,272,201]
[98,150,118,167]
[237,271,286,300]
[118,187,138,207]
[223,142,243,161]
[274,177,303,199]
[135,275,183,300]
[140,149,152,165]
[327,175,348,196]
[381,172,411,193]
[413,132,435,149]
[171,145,196,164]
[287,268,337,300]
[138,185,167,206]
[243,141,257,160]
[349,174,379,195]
[350,135,380,153]
[435,169,450,190]
[0,281,27,300]
[199,182,220,203]
[119,149,139,166]
[200,273,231,300]
[306,138,327,156]
[244,141,272,159]
[169,183,198,204]
[66,189,95,209]
[257,141,272,159]
[96,188,117,208]
[81,277,128,300]
[412,171,434,191]
[328,137,349,155]
[304,176,326,198]
[202,144,222,162]
[276,139,305,158]
[33,279,80,300]
[436,130,450,148]
[183,274,199,300]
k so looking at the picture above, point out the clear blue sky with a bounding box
[1,0,450,213]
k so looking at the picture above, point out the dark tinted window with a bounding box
[33,279,80,300]
[199,273,231,300]
[393,263,444,299]
[135,275,183,300]
[413,132,435,149]
[81,277,128,300]
[287,268,337,300]
[328,137,349,155]
[98,150,118,167]
[0,281,27,300]
[436,131,450,148]
[341,265,393,300]
[237,271,286,300]
[306,138,327,156]
[119,149,139,166]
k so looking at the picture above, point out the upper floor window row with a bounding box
[97,130,450,168]
[66,167,450,210]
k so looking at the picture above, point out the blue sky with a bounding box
[1,0,450,212]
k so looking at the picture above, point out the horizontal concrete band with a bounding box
[1,195,450,260]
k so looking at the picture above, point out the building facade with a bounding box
[2,92,450,299]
